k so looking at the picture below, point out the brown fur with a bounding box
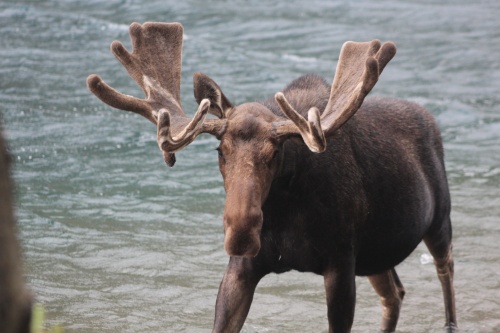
[0,131,32,333]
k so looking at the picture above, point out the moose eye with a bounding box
[270,149,278,161]
[216,147,224,160]
[266,149,279,167]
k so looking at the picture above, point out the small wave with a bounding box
[100,22,129,32]
[282,54,318,63]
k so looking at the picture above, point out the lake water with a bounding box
[1,0,499,332]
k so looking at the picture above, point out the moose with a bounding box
[87,22,457,333]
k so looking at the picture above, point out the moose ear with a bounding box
[193,72,233,119]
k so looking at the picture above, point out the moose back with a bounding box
[87,22,457,333]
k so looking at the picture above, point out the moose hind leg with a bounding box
[368,268,405,333]
[424,216,458,332]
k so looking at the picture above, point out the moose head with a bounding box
[87,22,396,257]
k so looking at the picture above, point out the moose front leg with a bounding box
[323,261,356,333]
[213,256,265,333]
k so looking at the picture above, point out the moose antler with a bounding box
[87,22,225,166]
[274,40,396,153]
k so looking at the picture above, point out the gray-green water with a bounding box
[1,1,499,332]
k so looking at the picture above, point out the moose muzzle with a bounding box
[223,199,263,257]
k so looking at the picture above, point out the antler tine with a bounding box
[157,99,210,152]
[156,99,226,166]
[275,93,326,153]
[274,40,396,153]
[87,74,157,124]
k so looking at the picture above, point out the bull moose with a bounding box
[87,22,457,333]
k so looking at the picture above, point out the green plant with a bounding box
[30,304,64,333]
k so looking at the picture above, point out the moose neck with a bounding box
[272,137,325,193]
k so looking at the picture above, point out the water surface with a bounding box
[1,1,499,332]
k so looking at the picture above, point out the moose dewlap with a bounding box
[87,22,457,333]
